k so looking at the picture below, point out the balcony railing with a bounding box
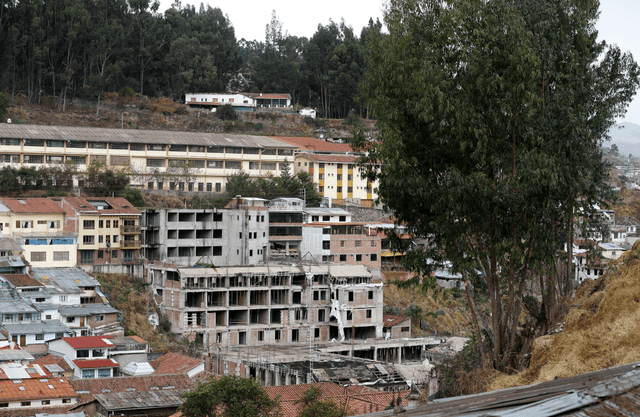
[121,239,140,248]
[121,225,141,234]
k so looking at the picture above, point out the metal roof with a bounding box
[0,300,38,313]
[0,350,34,362]
[33,267,100,291]
[58,304,118,316]
[359,361,640,417]
[93,389,185,411]
[0,124,296,148]
[2,320,71,335]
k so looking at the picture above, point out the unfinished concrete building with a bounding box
[146,263,383,347]
[140,197,269,266]
[268,197,305,258]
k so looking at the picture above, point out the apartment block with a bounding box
[0,124,296,191]
[0,198,77,267]
[55,197,142,276]
[146,263,383,347]
[141,197,269,267]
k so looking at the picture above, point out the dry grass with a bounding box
[489,242,640,390]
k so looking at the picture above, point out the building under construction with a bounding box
[146,263,384,348]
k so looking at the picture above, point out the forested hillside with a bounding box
[0,0,381,119]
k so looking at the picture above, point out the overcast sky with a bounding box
[159,0,640,124]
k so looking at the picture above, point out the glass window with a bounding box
[98,368,111,378]
[82,369,95,379]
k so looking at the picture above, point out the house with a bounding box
[48,336,118,379]
[55,197,142,276]
[598,242,626,260]
[0,198,77,267]
[382,315,412,339]
[57,304,120,337]
[0,300,72,352]
[0,362,77,411]
[185,92,292,111]
[32,354,74,378]
[108,336,149,368]
[69,373,200,417]
[150,352,204,378]
[32,268,106,306]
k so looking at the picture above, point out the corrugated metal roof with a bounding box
[2,320,71,335]
[93,389,185,410]
[33,268,100,290]
[0,124,296,148]
[58,304,118,316]
[0,350,34,361]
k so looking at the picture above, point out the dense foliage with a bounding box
[355,0,640,370]
[226,159,322,206]
[179,375,279,417]
[0,1,380,118]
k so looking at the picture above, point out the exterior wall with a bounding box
[296,156,377,202]
[0,212,64,236]
[0,131,295,192]
[141,208,269,266]
[147,265,383,347]
[186,93,255,107]
[2,397,76,410]
[329,232,381,271]
[22,242,77,267]
[300,226,328,261]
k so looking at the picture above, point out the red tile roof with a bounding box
[0,377,76,402]
[61,197,141,215]
[1,274,42,287]
[298,153,360,163]
[129,335,148,344]
[264,382,410,417]
[0,198,65,214]
[62,336,114,349]
[0,405,73,417]
[150,352,203,375]
[33,354,73,372]
[73,359,119,369]
[271,137,354,153]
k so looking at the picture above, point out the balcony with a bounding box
[121,225,141,234]
[121,239,141,249]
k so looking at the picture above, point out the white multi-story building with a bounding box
[0,124,296,192]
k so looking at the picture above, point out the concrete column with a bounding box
[285,373,292,385]
[275,371,282,386]
[295,373,302,384]
[397,347,402,364]
[373,348,377,361]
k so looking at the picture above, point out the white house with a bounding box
[185,92,292,111]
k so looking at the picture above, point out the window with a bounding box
[82,369,95,379]
[322,241,330,250]
[60,295,67,302]
[77,350,89,358]
[67,155,86,164]
[368,291,374,300]
[315,328,320,338]
[371,254,378,261]
[347,311,353,321]
[356,254,362,262]
[292,329,299,342]
[112,250,118,259]
[340,240,345,248]
[83,220,95,229]
[31,252,46,262]
[258,331,264,342]
[262,162,276,170]
[98,369,111,378]
[366,309,372,319]
[80,250,94,264]
[98,235,104,244]
[36,334,44,340]
[83,235,95,244]
[21,401,31,407]
[318,309,326,322]
[225,161,242,170]
[113,220,119,228]
[355,240,362,247]
[401,326,410,332]
[146,158,165,167]
[349,292,354,302]
[110,155,130,166]
[113,235,119,243]
[97,250,104,259]
[95,314,105,322]
[339,254,347,262]
[371,240,376,247]
[275,330,281,341]
[41,400,50,405]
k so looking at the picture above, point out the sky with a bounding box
[159,0,640,124]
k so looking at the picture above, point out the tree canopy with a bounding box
[355,0,639,369]
[179,375,279,417]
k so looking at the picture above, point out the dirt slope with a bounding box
[490,241,640,390]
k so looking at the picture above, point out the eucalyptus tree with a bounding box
[356,0,639,368]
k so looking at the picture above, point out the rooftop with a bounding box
[73,358,119,369]
[2,320,71,335]
[62,336,114,349]
[60,197,141,216]
[0,273,43,288]
[271,136,355,153]
[0,198,65,214]
[0,124,296,149]
[150,352,203,375]
[0,376,76,402]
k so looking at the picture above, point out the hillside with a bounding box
[5,93,375,138]
[489,241,640,390]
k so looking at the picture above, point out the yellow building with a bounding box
[0,198,77,267]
